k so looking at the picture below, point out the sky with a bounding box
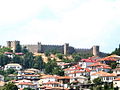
[0,0,120,53]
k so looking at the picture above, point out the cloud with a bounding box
[0,0,120,53]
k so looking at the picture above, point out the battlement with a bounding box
[6,40,20,52]
[75,48,91,51]
[6,41,101,56]
[42,44,63,47]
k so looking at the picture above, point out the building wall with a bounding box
[4,64,22,71]
[7,41,101,56]
[113,80,120,88]
[7,41,20,52]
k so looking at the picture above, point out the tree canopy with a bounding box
[3,82,18,90]
[45,59,64,76]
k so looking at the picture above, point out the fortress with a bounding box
[6,41,105,56]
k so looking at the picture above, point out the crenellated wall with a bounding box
[6,41,101,56]
[7,41,20,52]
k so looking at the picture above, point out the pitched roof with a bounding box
[4,52,13,54]
[114,77,120,81]
[91,71,117,77]
[22,74,40,77]
[57,76,72,79]
[91,71,108,76]
[97,57,117,61]
[81,59,96,62]
[97,65,111,69]
[88,62,108,67]
[113,68,120,71]
[15,53,24,55]
[102,73,117,77]
[85,68,91,72]
[68,71,85,74]
[5,63,22,66]
[40,75,60,79]
[43,81,61,84]
[18,82,36,86]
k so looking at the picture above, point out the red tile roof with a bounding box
[113,68,120,71]
[97,65,111,69]
[114,77,120,81]
[57,76,72,79]
[81,59,96,62]
[68,71,85,74]
[91,71,117,77]
[4,52,13,54]
[43,81,61,84]
[18,82,36,86]
[40,75,60,79]
[15,53,24,55]
[85,68,91,72]
[88,62,108,67]
[97,57,117,61]
[22,74,40,77]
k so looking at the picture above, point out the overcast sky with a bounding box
[0,0,120,53]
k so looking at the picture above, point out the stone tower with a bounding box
[7,41,20,52]
[92,45,100,56]
[64,43,69,55]
[37,42,42,53]
[7,41,11,48]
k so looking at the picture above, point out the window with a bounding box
[106,77,109,80]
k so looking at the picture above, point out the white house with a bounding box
[4,63,22,71]
[17,82,37,89]
[113,77,120,89]
[70,76,88,84]
[101,73,117,82]
[113,68,120,75]
[91,71,117,83]
[42,81,61,87]
[0,75,4,81]
[79,58,96,68]
[40,75,60,83]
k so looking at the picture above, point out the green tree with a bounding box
[33,56,45,70]
[73,54,81,62]
[52,66,64,76]
[22,46,29,54]
[0,47,12,54]
[5,68,16,74]
[3,82,18,90]
[45,51,50,56]
[0,54,11,67]
[0,70,5,75]
[73,53,92,59]
[23,88,35,90]
[111,47,120,56]
[107,61,117,69]
[93,77,102,85]
[45,59,64,75]
[45,59,57,74]
[23,52,34,69]
[15,43,21,53]
[62,59,74,63]
[12,55,22,64]
[56,53,63,59]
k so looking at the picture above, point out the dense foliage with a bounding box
[23,88,35,90]
[45,59,64,76]
[33,56,45,70]
[93,77,102,85]
[3,82,18,90]
[72,53,93,59]
[111,46,120,56]
[0,47,12,54]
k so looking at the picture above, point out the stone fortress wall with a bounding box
[7,40,20,52]
[6,41,101,56]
